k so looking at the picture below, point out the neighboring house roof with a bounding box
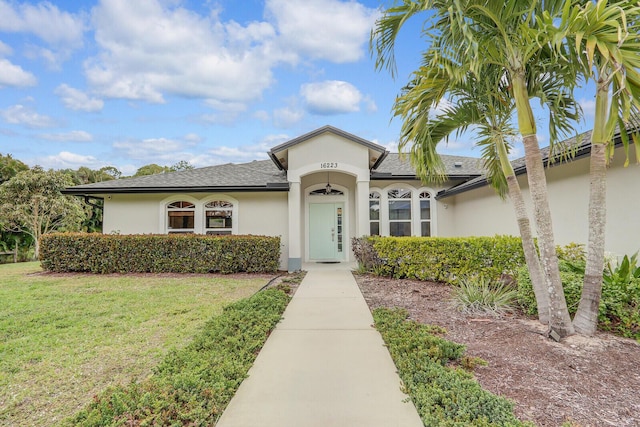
[63,159,289,195]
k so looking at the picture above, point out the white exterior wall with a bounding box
[102,191,289,269]
[443,145,640,257]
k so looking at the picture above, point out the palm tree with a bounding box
[564,0,640,335]
[372,0,578,336]
[394,67,553,324]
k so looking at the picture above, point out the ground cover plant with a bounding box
[68,288,290,426]
[358,274,640,426]
[373,308,530,426]
[0,262,272,427]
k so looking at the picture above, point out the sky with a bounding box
[0,0,596,176]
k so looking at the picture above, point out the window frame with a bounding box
[166,200,196,234]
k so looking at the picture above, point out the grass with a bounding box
[68,288,290,426]
[0,262,270,427]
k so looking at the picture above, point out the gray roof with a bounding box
[66,126,628,197]
[371,153,483,179]
[63,159,289,195]
[436,130,596,199]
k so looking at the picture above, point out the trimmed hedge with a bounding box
[40,233,281,274]
[353,236,525,283]
[67,288,290,426]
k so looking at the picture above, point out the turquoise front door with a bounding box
[309,203,344,261]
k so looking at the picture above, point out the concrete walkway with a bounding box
[216,263,423,427]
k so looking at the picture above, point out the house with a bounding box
[64,125,640,271]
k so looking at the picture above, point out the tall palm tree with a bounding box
[394,67,553,324]
[372,0,578,336]
[564,0,640,335]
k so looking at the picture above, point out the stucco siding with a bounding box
[103,194,161,234]
[443,145,640,257]
[234,192,289,268]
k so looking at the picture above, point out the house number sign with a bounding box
[320,162,338,169]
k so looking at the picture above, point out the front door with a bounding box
[309,203,344,261]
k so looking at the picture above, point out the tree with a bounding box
[134,164,171,177]
[0,153,29,184]
[393,67,554,324]
[565,0,640,335]
[372,0,579,336]
[170,160,194,171]
[0,167,85,259]
[100,166,122,180]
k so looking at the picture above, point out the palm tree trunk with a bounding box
[498,139,550,324]
[512,73,575,337]
[573,85,609,335]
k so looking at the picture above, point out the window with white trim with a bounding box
[419,191,432,237]
[205,201,233,235]
[388,188,412,237]
[167,201,195,233]
[369,191,380,236]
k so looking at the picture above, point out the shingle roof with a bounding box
[371,153,483,178]
[436,130,595,199]
[63,159,289,195]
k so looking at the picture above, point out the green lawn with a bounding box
[0,262,270,427]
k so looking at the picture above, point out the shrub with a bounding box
[516,255,640,340]
[373,308,531,426]
[451,276,518,317]
[40,233,281,274]
[67,288,290,426]
[352,235,525,283]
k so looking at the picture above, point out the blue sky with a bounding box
[0,0,596,176]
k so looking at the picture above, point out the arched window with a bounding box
[369,191,380,236]
[205,201,233,235]
[388,188,412,236]
[167,201,195,233]
[419,191,432,237]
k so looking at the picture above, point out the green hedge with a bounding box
[67,288,290,426]
[517,261,640,340]
[40,233,281,274]
[353,236,525,283]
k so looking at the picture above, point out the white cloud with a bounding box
[113,137,196,162]
[300,80,362,115]
[83,0,377,108]
[273,106,304,128]
[33,151,102,169]
[86,0,277,104]
[579,98,596,121]
[0,59,37,87]
[266,0,379,63]
[1,104,56,128]
[0,40,12,55]
[55,84,104,112]
[0,1,86,66]
[39,130,93,142]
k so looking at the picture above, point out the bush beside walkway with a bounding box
[67,288,290,426]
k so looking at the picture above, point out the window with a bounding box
[388,188,412,236]
[420,191,431,237]
[167,201,195,233]
[369,191,380,236]
[205,201,233,235]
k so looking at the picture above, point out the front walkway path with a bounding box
[216,263,423,427]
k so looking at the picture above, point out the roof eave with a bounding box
[62,183,290,195]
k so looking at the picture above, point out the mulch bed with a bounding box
[355,273,640,427]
